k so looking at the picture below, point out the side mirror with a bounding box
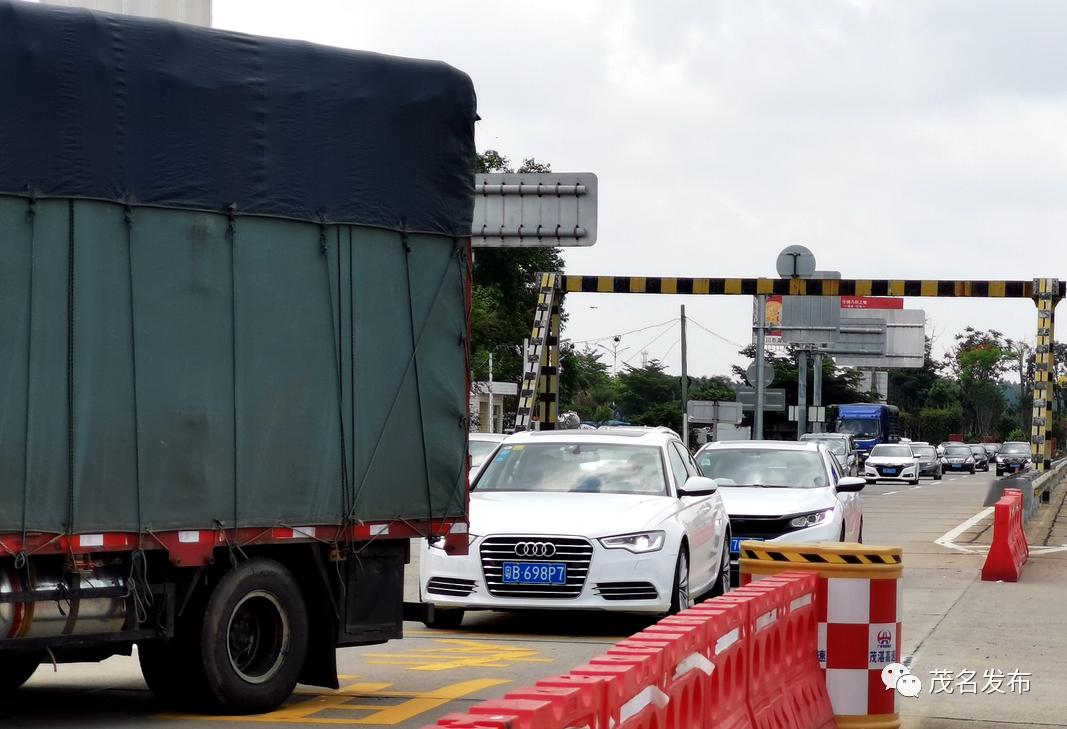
[836,476,866,493]
[913,454,921,459]
[678,476,718,497]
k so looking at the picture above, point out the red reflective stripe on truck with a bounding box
[0,518,463,564]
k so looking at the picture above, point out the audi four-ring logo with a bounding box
[514,541,557,557]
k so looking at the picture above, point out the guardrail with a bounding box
[1032,457,1067,504]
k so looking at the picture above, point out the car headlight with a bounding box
[599,531,666,553]
[789,510,834,529]
[966,457,974,463]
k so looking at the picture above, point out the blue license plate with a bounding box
[883,468,896,475]
[731,537,763,554]
[502,562,566,585]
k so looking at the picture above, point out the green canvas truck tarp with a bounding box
[0,2,476,534]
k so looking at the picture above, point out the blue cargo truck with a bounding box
[833,404,900,461]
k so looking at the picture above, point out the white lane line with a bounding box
[934,506,994,553]
[883,490,899,495]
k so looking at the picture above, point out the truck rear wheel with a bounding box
[200,558,309,714]
[0,653,40,694]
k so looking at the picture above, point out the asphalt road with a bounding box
[1,467,1015,729]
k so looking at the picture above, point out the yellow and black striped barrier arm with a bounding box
[560,276,1067,298]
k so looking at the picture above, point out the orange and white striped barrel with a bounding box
[740,541,904,729]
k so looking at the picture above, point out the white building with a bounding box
[470,382,517,434]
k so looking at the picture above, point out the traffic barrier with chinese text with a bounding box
[740,542,903,729]
[981,488,1029,582]
[428,570,833,729]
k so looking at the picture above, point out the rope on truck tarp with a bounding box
[426,240,475,543]
[65,200,76,537]
[347,226,357,552]
[402,226,436,528]
[123,202,157,627]
[226,205,240,547]
[18,194,37,564]
[346,236,455,517]
[321,221,354,557]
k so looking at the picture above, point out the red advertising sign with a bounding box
[840,296,904,310]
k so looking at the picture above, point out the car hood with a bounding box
[468,491,677,537]
[715,486,838,518]
[865,456,916,466]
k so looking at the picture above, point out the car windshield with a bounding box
[912,446,936,457]
[469,439,501,469]
[945,446,971,456]
[837,418,880,438]
[969,446,985,454]
[473,443,668,495]
[803,437,846,455]
[870,445,912,458]
[696,448,828,489]
[1001,443,1030,455]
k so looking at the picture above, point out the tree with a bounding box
[944,328,1013,437]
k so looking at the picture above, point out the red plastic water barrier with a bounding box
[981,488,1030,582]
[426,569,831,729]
[742,574,835,729]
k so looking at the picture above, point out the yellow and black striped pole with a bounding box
[1031,278,1058,473]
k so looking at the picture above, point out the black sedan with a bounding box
[995,442,1032,476]
[911,444,942,480]
[967,444,990,472]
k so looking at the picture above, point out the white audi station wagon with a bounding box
[419,428,732,627]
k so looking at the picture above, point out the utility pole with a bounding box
[681,305,689,448]
[755,294,767,440]
[487,351,494,433]
[797,351,808,436]
[812,352,824,433]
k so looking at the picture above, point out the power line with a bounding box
[622,322,677,366]
[687,317,745,349]
[565,318,678,347]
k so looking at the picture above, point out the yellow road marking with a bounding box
[364,638,551,672]
[158,677,509,726]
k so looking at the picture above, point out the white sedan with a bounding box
[694,440,866,570]
[420,428,732,627]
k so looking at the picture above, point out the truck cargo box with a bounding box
[0,1,476,536]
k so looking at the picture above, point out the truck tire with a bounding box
[139,636,214,708]
[199,558,309,714]
[0,652,40,695]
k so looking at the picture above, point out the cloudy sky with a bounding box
[214,0,1064,379]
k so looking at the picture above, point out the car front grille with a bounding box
[480,536,593,599]
[594,581,658,601]
[875,464,911,476]
[729,516,803,540]
[426,577,477,597]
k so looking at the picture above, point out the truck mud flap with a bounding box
[337,541,406,647]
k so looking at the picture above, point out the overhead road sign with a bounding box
[687,401,744,424]
[472,173,598,248]
[734,387,786,412]
[835,309,926,368]
[559,276,1064,298]
[781,295,841,347]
